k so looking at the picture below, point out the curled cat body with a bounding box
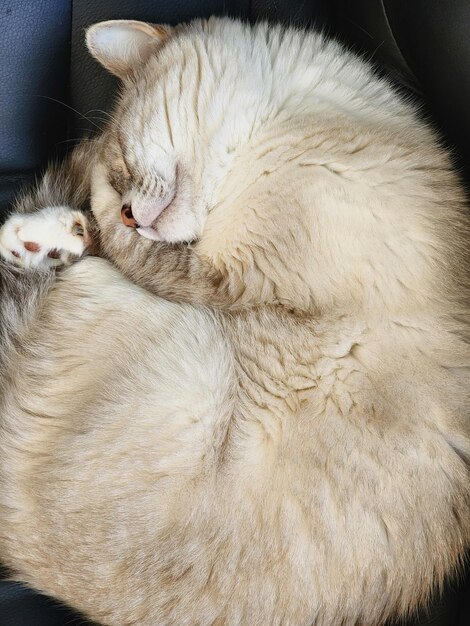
[0,17,469,626]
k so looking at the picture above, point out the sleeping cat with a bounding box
[0,17,469,626]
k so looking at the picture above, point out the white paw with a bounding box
[0,206,92,270]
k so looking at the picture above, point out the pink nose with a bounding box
[130,192,175,228]
[121,204,138,228]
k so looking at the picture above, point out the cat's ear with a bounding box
[86,20,172,80]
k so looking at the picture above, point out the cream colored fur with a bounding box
[0,17,469,626]
[0,206,88,267]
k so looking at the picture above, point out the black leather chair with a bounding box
[0,1,469,624]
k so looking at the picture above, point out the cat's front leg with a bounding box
[0,204,93,378]
[0,142,98,270]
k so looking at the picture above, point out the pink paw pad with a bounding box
[24,241,41,253]
[0,207,90,269]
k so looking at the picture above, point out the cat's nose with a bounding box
[131,190,176,228]
[121,204,138,228]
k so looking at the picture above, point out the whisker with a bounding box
[87,109,135,144]
[35,95,106,133]
[55,138,102,147]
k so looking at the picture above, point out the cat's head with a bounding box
[86,18,256,243]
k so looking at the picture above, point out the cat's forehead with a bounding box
[116,58,181,129]
[102,21,252,171]
[103,101,178,182]
[109,55,196,155]
[114,93,170,165]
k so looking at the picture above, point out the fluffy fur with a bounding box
[0,18,469,626]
